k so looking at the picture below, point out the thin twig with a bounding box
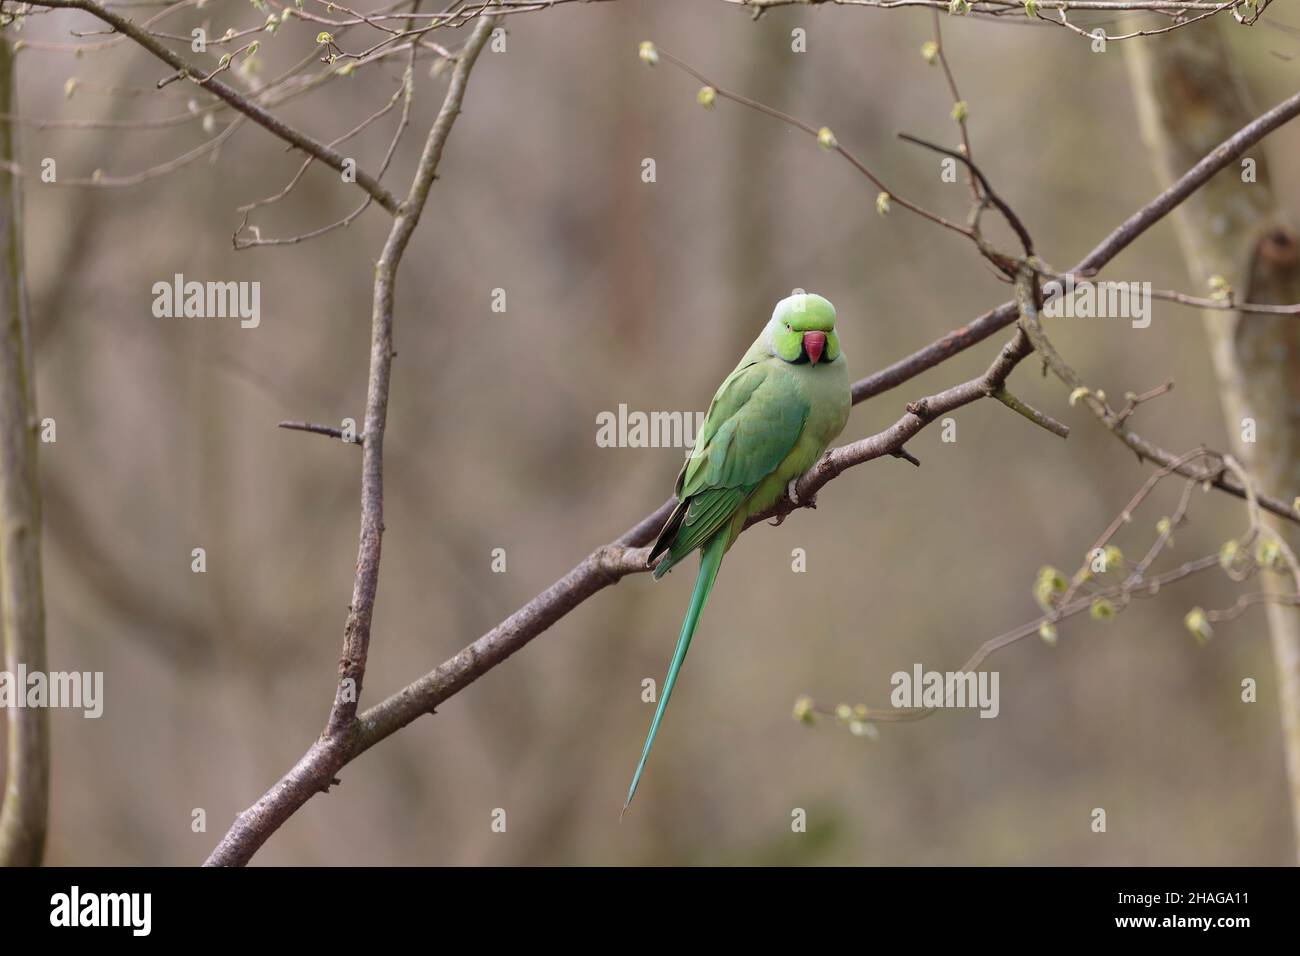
[31,0,403,213]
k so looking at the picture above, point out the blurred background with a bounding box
[5,0,1300,864]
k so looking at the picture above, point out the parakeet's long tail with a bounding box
[623,530,727,815]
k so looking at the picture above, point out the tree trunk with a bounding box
[1125,26,1300,862]
[0,35,48,867]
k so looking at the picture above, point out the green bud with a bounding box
[638,40,658,66]
[316,31,334,46]
[1039,621,1058,645]
[1184,607,1212,645]
[1090,597,1116,621]
[1256,536,1283,571]
[950,100,968,123]
[948,0,971,14]
[696,86,716,110]
[1034,565,1068,611]
[817,126,838,151]
[63,77,77,100]
[1102,545,1123,571]
[792,695,816,725]
[1156,516,1173,544]
[1218,538,1241,571]
[875,191,891,217]
[920,41,939,64]
[1025,0,1039,16]
[1043,567,1068,591]
[1068,386,1090,407]
[834,703,852,722]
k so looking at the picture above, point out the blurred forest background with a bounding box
[5,0,1300,864]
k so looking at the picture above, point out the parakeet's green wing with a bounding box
[627,361,811,811]
[649,361,811,576]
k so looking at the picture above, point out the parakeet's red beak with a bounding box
[803,330,827,366]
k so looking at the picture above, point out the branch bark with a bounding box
[0,34,49,867]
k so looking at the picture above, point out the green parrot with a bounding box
[624,292,851,812]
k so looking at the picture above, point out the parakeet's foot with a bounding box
[769,479,798,525]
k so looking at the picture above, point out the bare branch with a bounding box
[278,421,363,444]
[724,0,1254,43]
[649,45,977,243]
[30,0,403,213]
[1016,266,1300,522]
[851,78,1300,423]
[204,9,501,867]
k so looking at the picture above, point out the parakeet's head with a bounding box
[766,292,842,366]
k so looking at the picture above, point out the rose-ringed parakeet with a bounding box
[624,292,850,812]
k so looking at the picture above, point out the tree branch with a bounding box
[203,9,500,868]
[855,77,1300,450]
[806,448,1299,728]
[724,0,1257,42]
[1016,265,1300,522]
[0,35,49,867]
[28,0,403,213]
